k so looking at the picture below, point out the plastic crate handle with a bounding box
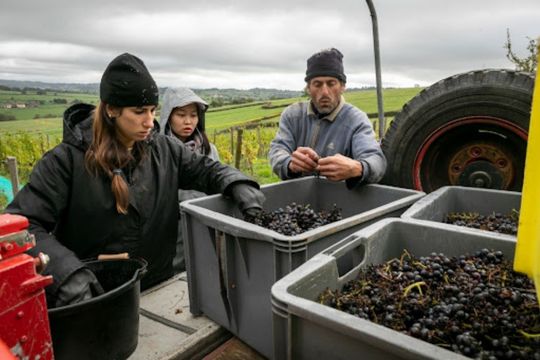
[323,234,369,279]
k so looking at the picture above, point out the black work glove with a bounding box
[230,183,265,217]
[54,268,105,308]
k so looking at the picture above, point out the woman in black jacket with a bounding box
[6,53,264,307]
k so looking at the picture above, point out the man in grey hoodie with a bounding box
[269,48,386,189]
[160,87,220,272]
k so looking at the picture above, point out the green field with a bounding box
[0,89,98,104]
[0,118,63,136]
[345,87,422,114]
[0,88,421,134]
[0,89,98,121]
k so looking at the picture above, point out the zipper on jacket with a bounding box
[308,117,323,178]
[309,118,322,153]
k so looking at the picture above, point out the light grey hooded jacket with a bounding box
[160,87,220,202]
[160,87,219,160]
[160,87,221,273]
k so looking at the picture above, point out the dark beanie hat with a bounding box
[100,53,159,107]
[305,48,346,83]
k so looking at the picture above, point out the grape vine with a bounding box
[0,132,61,183]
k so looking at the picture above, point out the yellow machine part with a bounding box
[513,40,540,303]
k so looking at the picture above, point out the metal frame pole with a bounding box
[365,0,385,139]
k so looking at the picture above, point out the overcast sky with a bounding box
[1,0,538,90]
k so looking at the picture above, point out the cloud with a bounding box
[1,0,538,89]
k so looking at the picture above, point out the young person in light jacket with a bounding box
[160,87,220,272]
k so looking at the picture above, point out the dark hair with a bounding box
[171,104,211,155]
[84,101,146,214]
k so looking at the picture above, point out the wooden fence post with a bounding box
[256,126,263,157]
[234,128,243,169]
[6,156,19,197]
[230,128,235,157]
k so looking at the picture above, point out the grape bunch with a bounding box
[244,202,342,236]
[318,249,540,359]
[445,211,518,235]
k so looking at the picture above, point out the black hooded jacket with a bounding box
[7,103,256,295]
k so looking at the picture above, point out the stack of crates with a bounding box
[180,176,424,358]
[270,186,522,359]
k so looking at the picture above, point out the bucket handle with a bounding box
[131,257,148,280]
[82,257,148,281]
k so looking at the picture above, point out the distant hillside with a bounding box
[0,79,303,105]
[0,80,99,93]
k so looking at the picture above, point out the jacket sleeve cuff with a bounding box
[284,159,302,179]
[346,160,370,189]
[223,179,261,197]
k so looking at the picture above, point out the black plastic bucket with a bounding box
[48,258,147,360]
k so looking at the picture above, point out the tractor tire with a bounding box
[381,69,534,193]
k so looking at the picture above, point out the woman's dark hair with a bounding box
[84,101,146,214]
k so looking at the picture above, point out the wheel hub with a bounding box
[448,143,513,189]
[457,161,503,188]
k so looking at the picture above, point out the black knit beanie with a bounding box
[100,53,159,107]
[304,48,347,83]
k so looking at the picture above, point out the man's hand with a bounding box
[288,147,320,174]
[317,154,363,181]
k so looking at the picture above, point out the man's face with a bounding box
[307,76,345,115]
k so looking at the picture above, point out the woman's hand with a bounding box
[230,183,266,217]
[54,268,105,308]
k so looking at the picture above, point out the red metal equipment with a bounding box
[0,214,54,360]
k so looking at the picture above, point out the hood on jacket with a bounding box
[159,87,208,137]
[62,103,96,151]
[62,102,160,151]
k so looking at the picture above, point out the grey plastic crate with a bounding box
[401,186,520,239]
[180,176,424,358]
[271,218,517,360]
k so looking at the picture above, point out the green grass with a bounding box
[0,117,63,135]
[251,158,281,185]
[205,96,306,131]
[1,105,67,121]
[344,87,422,114]
[206,106,282,131]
